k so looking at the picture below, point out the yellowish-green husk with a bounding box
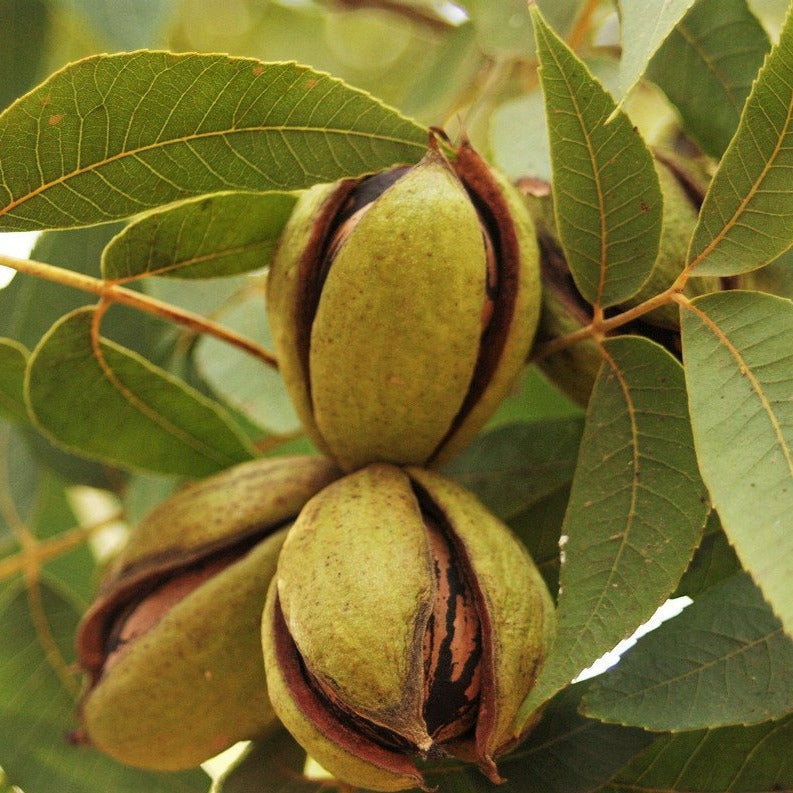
[83,530,286,770]
[267,146,541,473]
[105,455,341,575]
[267,185,339,459]
[261,464,556,790]
[406,467,555,758]
[309,156,485,470]
[275,465,433,748]
[431,168,540,466]
[79,456,340,770]
[262,578,424,792]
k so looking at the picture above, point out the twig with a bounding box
[0,254,279,369]
[332,0,457,32]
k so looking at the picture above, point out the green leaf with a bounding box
[583,572,793,729]
[487,367,583,427]
[686,4,793,275]
[194,288,300,435]
[674,510,742,598]
[0,580,209,793]
[532,8,663,308]
[510,486,571,596]
[0,0,50,111]
[217,731,319,793]
[0,52,428,231]
[516,336,709,728]
[680,290,793,637]
[601,713,793,793]
[490,90,553,182]
[462,0,584,58]
[615,0,698,99]
[0,339,28,424]
[101,191,297,281]
[443,417,583,522]
[26,307,256,476]
[0,426,39,563]
[31,472,97,607]
[647,0,771,159]
[427,683,653,793]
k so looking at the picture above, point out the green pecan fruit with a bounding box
[76,456,339,770]
[262,464,555,791]
[267,140,540,471]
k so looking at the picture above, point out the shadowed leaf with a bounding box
[601,713,793,793]
[516,336,709,728]
[443,417,583,521]
[26,307,255,476]
[584,572,793,729]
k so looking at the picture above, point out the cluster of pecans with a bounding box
[75,140,557,791]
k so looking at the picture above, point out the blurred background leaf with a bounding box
[647,0,771,159]
[0,579,210,793]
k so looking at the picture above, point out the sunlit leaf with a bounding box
[443,417,583,521]
[601,713,793,793]
[0,580,209,793]
[26,307,255,476]
[0,52,427,231]
[102,191,297,281]
[687,4,793,275]
[647,0,771,159]
[532,8,663,308]
[584,573,793,729]
[0,339,28,424]
[680,290,793,637]
[615,0,698,99]
[516,336,709,728]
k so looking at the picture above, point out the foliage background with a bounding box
[1,1,793,793]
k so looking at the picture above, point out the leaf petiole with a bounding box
[0,254,279,369]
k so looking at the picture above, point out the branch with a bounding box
[0,254,279,369]
[331,0,457,32]
[532,280,688,361]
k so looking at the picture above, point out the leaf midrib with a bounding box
[683,300,793,485]
[687,53,793,271]
[0,123,427,217]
